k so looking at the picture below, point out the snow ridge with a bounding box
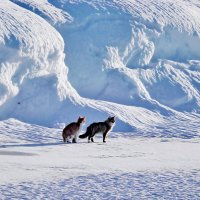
[10,0,73,24]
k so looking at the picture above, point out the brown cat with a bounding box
[62,116,86,143]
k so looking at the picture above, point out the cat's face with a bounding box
[78,116,86,124]
[108,116,115,123]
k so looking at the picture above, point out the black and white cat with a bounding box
[79,116,115,143]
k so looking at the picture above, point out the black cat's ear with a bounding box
[110,116,115,119]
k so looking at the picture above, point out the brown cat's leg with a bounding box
[63,136,66,143]
[72,138,77,143]
[66,137,71,143]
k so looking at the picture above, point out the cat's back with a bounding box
[89,121,107,132]
[63,122,79,134]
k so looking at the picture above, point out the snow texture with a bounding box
[1,172,200,200]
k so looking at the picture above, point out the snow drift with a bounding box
[0,0,199,133]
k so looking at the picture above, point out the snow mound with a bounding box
[0,0,78,125]
[60,0,200,111]
[0,0,199,133]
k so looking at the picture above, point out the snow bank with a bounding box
[0,0,199,132]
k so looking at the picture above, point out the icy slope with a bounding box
[0,0,199,132]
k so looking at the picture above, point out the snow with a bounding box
[0,0,200,198]
[10,0,73,24]
[0,119,200,199]
[1,172,200,199]
[0,0,199,130]
[60,0,200,114]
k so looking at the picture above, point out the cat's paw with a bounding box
[72,139,77,143]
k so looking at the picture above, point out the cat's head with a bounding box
[78,116,86,124]
[107,116,116,124]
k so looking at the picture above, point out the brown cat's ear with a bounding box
[79,116,86,121]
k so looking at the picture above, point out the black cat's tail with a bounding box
[79,127,91,138]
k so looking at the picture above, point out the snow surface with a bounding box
[0,119,200,199]
[0,0,200,199]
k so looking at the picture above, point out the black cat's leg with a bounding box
[103,131,109,143]
[88,136,91,143]
[91,137,94,142]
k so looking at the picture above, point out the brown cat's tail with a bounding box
[79,127,91,139]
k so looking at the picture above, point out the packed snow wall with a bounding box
[0,0,199,132]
